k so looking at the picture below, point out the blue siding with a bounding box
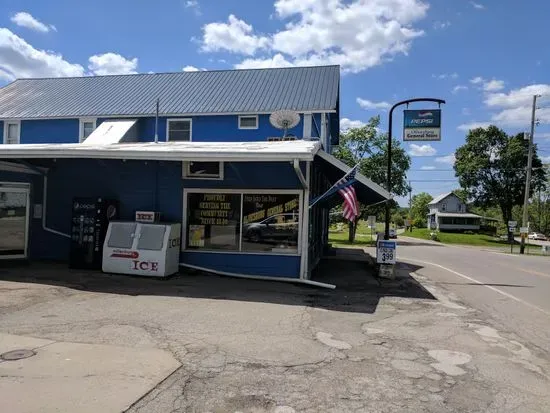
[183,162,302,190]
[20,119,79,144]
[1,159,304,278]
[182,252,300,278]
[0,120,3,142]
[4,114,306,144]
[138,115,303,142]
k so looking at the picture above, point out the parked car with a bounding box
[389,228,397,239]
[528,232,548,241]
[243,213,298,243]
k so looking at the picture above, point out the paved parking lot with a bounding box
[1,254,549,412]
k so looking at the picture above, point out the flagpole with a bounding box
[309,163,359,209]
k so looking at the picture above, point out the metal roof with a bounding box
[435,212,482,219]
[0,140,321,162]
[428,192,455,205]
[0,66,340,119]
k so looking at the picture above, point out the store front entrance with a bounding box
[0,183,30,259]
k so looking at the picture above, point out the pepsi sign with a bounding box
[403,109,441,141]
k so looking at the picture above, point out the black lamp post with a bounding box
[384,98,446,240]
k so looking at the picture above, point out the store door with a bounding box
[0,184,30,259]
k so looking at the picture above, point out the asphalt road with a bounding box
[396,236,550,352]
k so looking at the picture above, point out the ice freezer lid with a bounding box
[136,224,167,251]
[107,222,137,249]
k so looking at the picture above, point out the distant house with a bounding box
[427,192,482,232]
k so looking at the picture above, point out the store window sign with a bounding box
[186,193,241,251]
[403,109,441,141]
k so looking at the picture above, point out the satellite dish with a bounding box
[269,110,300,138]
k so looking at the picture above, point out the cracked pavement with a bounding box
[0,255,549,412]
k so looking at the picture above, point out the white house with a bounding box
[427,192,482,232]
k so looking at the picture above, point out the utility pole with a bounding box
[520,95,539,254]
[408,181,413,232]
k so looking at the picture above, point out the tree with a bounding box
[529,165,550,235]
[454,126,547,224]
[410,192,433,228]
[392,212,404,227]
[333,116,411,241]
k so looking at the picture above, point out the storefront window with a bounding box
[241,194,300,253]
[185,191,301,254]
[186,193,241,251]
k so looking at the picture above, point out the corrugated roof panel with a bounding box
[0,66,339,118]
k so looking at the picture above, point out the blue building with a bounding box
[0,66,389,284]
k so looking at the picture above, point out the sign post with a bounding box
[367,215,376,245]
[508,221,517,254]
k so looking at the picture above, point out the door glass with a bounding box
[107,222,136,248]
[0,190,27,256]
[137,224,166,250]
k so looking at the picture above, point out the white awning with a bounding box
[81,119,137,145]
[0,140,321,162]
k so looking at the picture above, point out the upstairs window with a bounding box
[79,118,96,143]
[4,121,20,144]
[238,115,258,129]
[167,119,192,141]
[441,203,447,212]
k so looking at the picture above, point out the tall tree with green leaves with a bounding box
[454,126,547,224]
[333,115,411,241]
[410,192,433,228]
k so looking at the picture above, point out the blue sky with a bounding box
[0,0,549,205]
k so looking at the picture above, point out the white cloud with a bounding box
[481,84,550,127]
[356,98,391,110]
[433,21,450,30]
[184,0,201,15]
[408,143,437,156]
[470,1,485,9]
[452,85,468,94]
[11,12,56,33]
[433,72,458,80]
[485,84,550,108]
[470,76,505,92]
[201,14,270,55]
[235,53,294,69]
[457,121,491,131]
[0,28,84,80]
[88,53,138,76]
[182,65,200,72]
[202,0,429,73]
[540,155,550,163]
[435,154,456,165]
[483,79,505,92]
[340,118,366,131]
[462,108,471,116]
[420,165,436,170]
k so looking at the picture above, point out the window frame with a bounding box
[182,188,303,256]
[166,118,192,142]
[182,161,224,180]
[238,115,259,130]
[441,203,447,212]
[3,120,21,144]
[79,118,97,143]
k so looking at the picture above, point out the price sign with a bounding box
[377,240,397,264]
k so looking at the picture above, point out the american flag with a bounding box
[337,166,359,222]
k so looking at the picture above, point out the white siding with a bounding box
[431,194,465,213]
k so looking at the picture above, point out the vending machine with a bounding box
[102,220,181,277]
[69,197,119,269]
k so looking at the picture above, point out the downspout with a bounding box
[180,262,335,289]
[42,174,71,239]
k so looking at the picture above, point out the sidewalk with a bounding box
[0,332,180,413]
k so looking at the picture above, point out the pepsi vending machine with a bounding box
[70,197,119,269]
